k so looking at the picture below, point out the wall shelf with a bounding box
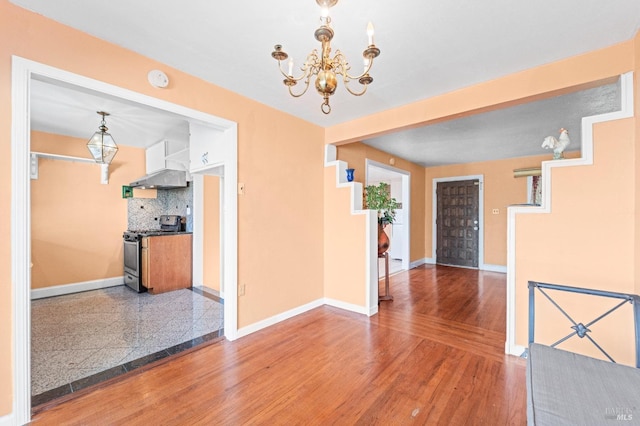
[30,151,110,184]
[513,167,541,178]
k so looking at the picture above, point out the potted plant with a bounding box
[364,182,400,254]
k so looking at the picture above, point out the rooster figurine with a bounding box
[542,128,571,160]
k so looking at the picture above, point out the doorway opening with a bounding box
[432,175,484,269]
[11,56,237,422]
[365,160,411,275]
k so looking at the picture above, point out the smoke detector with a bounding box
[147,70,169,88]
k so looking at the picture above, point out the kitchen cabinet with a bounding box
[189,122,231,173]
[141,234,192,294]
[146,139,189,174]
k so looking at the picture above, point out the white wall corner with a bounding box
[324,143,337,165]
[365,209,378,315]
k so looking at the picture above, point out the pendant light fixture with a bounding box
[87,111,118,164]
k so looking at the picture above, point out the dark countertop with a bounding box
[139,231,193,237]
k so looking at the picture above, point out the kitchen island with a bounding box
[141,233,192,294]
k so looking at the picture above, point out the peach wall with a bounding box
[236,116,325,326]
[30,131,145,289]
[336,142,425,264]
[203,175,221,291]
[425,153,580,266]
[514,119,636,364]
[1,0,325,416]
[323,166,368,306]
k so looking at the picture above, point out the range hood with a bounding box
[129,169,187,189]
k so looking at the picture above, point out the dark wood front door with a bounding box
[436,179,479,268]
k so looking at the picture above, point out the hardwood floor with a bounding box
[31,265,527,425]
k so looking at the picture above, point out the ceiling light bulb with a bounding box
[321,6,329,18]
[367,22,375,45]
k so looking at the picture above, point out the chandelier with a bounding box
[87,111,118,164]
[271,0,380,114]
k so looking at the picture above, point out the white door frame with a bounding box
[432,175,484,268]
[365,159,411,272]
[10,56,238,424]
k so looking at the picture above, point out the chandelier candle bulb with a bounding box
[367,22,374,45]
[288,58,294,77]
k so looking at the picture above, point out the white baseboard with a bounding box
[409,258,505,273]
[236,297,377,339]
[410,257,433,269]
[506,342,527,357]
[236,299,325,339]
[31,277,124,300]
[324,298,372,316]
[0,413,16,426]
[482,264,507,273]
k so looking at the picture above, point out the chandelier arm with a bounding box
[343,58,375,81]
[332,48,378,80]
[277,50,322,82]
[276,62,314,83]
[343,80,368,96]
[288,78,312,98]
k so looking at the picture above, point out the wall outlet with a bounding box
[238,284,246,296]
[492,208,500,215]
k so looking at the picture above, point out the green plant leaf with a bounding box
[364,182,400,225]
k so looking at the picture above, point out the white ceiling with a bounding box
[13,0,640,164]
[30,78,191,148]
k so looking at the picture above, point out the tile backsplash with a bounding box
[127,184,193,231]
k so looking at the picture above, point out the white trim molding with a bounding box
[11,54,33,426]
[324,298,375,316]
[236,299,325,338]
[410,258,431,269]
[482,264,507,274]
[31,277,123,300]
[505,72,635,356]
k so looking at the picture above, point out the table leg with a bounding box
[379,252,393,302]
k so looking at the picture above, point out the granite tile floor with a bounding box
[31,286,223,405]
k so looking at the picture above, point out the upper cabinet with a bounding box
[146,139,189,174]
[189,122,234,174]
